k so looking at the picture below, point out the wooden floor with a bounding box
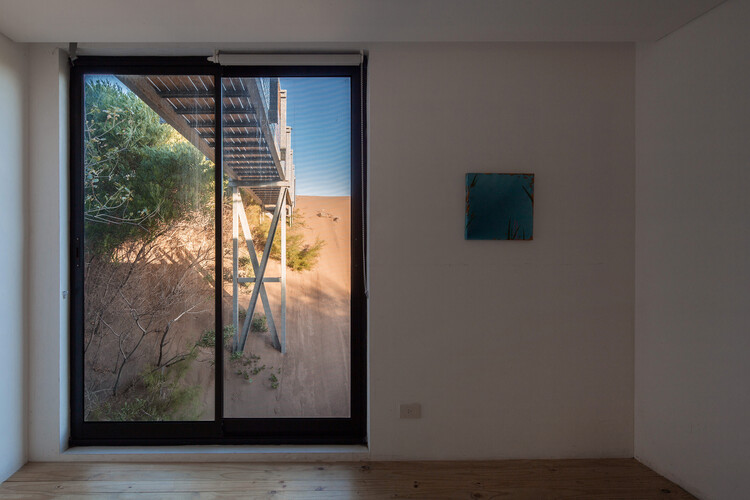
[0,459,696,499]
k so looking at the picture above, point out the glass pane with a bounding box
[222,77,351,418]
[82,74,216,421]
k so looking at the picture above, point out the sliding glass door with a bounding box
[81,73,217,423]
[70,58,366,445]
[222,76,352,420]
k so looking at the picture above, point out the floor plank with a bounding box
[0,459,696,499]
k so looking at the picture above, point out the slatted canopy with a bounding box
[116,74,293,211]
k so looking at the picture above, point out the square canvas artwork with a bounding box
[465,173,534,240]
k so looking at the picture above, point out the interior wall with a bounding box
[635,0,750,498]
[27,42,635,461]
[368,43,634,459]
[27,45,70,461]
[0,33,28,481]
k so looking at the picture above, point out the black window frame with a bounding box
[69,56,367,446]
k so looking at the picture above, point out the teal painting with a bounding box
[465,173,534,240]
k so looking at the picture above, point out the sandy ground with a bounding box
[188,195,351,418]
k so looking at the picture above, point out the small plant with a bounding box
[251,313,268,332]
[234,369,252,382]
[237,257,254,288]
[252,208,325,271]
[222,325,235,347]
[268,373,279,390]
[88,352,201,421]
[197,329,216,348]
[197,325,235,349]
[227,350,270,385]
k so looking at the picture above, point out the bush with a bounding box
[232,355,265,383]
[286,233,324,271]
[83,79,213,257]
[237,256,254,288]
[88,351,201,421]
[251,313,268,332]
[250,206,325,271]
[196,325,234,348]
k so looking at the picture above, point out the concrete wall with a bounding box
[0,33,28,482]
[27,42,635,461]
[635,1,750,498]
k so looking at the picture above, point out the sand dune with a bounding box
[85,196,352,421]
[221,195,351,418]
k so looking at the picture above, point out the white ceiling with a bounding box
[0,0,727,44]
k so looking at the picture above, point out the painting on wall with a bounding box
[465,173,534,240]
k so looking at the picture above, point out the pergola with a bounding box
[117,74,295,354]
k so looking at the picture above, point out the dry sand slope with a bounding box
[220,195,352,418]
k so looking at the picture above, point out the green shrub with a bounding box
[226,351,269,385]
[286,234,324,271]
[197,329,215,348]
[251,313,268,332]
[250,207,325,271]
[197,325,235,348]
[88,351,201,421]
[83,79,213,257]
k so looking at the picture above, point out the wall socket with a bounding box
[400,403,421,419]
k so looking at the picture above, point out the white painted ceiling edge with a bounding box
[0,0,727,43]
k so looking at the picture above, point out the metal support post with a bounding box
[236,194,280,351]
[238,188,286,352]
[232,187,240,351]
[280,198,287,354]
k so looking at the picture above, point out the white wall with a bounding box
[27,45,69,461]
[0,33,28,481]
[27,42,635,461]
[368,43,634,459]
[635,0,750,498]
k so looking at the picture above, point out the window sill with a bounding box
[62,444,370,459]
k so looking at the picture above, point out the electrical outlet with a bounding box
[400,403,421,419]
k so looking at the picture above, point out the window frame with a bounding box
[69,56,367,446]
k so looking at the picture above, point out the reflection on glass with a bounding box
[83,75,216,421]
[222,77,351,418]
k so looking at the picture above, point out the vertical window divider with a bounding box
[213,64,224,433]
